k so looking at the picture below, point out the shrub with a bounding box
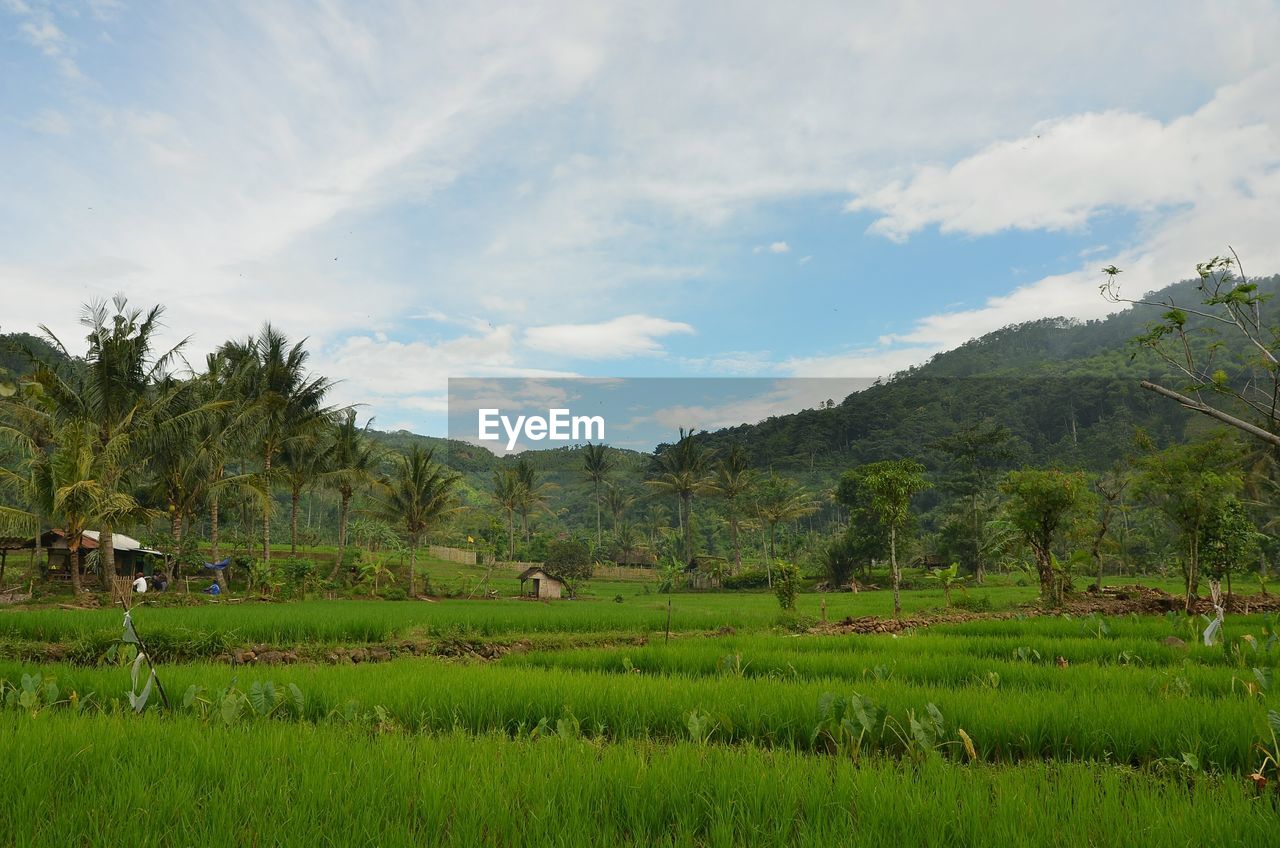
[379,587,408,601]
[774,562,799,611]
[722,568,769,590]
[282,558,317,586]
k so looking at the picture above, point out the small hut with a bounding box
[517,566,564,600]
[41,530,162,577]
[913,553,945,572]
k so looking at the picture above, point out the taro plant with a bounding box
[181,679,307,724]
[885,702,948,763]
[685,709,717,745]
[1081,613,1112,639]
[1,674,63,715]
[812,692,884,759]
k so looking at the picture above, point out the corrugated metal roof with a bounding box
[46,530,163,556]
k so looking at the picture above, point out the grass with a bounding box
[3,711,1276,847]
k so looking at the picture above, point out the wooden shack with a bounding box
[40,529,162,577]
[517,566,564,600]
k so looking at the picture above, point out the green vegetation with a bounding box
[5,262,1280,844]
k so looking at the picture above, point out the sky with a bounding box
[3,1,1280,439]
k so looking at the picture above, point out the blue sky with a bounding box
[3,1,1280,437]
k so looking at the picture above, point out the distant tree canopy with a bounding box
[546,537,593,591]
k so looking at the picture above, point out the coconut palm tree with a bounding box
[647,428,714,564]
[709,444,755,573]
[374,446,462,597]
[0,390,55,574]
[491,466,523,560]
[753,474,818,585]
[34,297,190,586]
[198,349,262,590]
[219,325,333,567]
[47,419,150,595]
[324,410,379,581]
[513,457,552,542]
[643,501,669,548]
[614,519,640,565]
[280,427,331,556]
[581,442,613,548]
[604,482,636,532]
[145,376,213,582]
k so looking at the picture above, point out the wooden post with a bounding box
[820,597,827,624]
[665,597,672,644]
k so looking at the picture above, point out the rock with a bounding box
[256,650,284,664]
[350,648,368,663]
[1162,636,1187,648]
[368,647,391,662]
[235,650,256,664]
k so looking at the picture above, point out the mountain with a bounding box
[688,274,1280,481]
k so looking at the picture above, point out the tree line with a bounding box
[0,297,460,596]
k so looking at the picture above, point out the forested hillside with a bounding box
[692,274,1279,478]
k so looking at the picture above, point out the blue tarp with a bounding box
[203,558,230,570]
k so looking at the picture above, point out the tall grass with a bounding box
[2,712,1274,847]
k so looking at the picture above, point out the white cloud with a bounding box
[5,1,83,79]
[847,83,1280,241]
[524,314,694,359]
[314,327,581,432]
[839,65,1280,354]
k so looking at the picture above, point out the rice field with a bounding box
[4,713,1275,848]
[0,586,1010,646]
[1,592,1277,845]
